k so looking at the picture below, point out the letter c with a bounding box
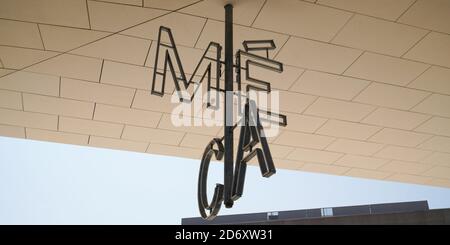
[198,138,224,220]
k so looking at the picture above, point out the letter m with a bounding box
[151,26,222,107]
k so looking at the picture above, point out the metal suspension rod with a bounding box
[224,3,234,208]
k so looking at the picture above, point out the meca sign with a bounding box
[150,26,287,220]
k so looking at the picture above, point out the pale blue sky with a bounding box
[1,136,450,224]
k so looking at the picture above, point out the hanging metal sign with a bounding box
[150,4,287,220]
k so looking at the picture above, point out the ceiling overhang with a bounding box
[1,0,450,188]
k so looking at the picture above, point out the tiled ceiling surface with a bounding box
[1,0,450,188]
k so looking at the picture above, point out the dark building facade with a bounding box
[182,201,450,225]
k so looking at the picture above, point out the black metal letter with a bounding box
[198,138,224,220]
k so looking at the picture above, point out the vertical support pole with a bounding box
[224,3,234,208]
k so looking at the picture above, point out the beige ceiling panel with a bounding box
[101,60,152,90]
[386,174,433,185]
[0,46,58,69]
[0,19,43,49]
[123,12,205,47]
[283,113,327,133]
[0,71,59,96]
[412,94,450,118]
[26,128,88,145]
[59,116,123,138]
[354,83,429,110]
[122,125,184,145]
[87,0,167,32]
[245,65,304,91]
[291,70,370,100]
[423,166,450,179]
[100,0,142,6]
[157,113,221,136]
[369,128,432,148]
[143,0,199,10]
[362,108,430,130]
[268,144,295,159]
[70,35,151,65]
[326,138,384,156]
[180,133,213,149]
[271,158,305,171]
[404,32,450,68]
[0,108,57,130]
[398,0,450,34]
[61,77,135,107]
[0,0,90,28]
[429,178,450,188]
[274,130,335,150]
[26,54,103,82]
[421,152,450,167]
[180,0,265,26]
[195,19,288,58]
[145,44,204,75]
[408,66,450,95]
[89,136,149,152]
[0,124,25,138]
[304,97,375,122]
[286,147,343,164]
[253,0,352,42]
[0,90,22,110]
[334,155,389,170]
[0,69,14,77]
[379,160,432,175]
[300,163,349,175]
[345,52,429,86]
[236,93,278,116]
[39,24,109,52]
[419,136,450,153]
[147,143,203,160]
[260,128,280,144]
[23,93,95,119]
[318,0,415,21]
[132,90,178,113]
[94,104,161,128]
[344,168,391,180]
[375,145,432,162]
[415,117,450,137]
[276,37,362,74]
[277,90,316,114]
[316,119,381,140]
[332,15,427,56]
